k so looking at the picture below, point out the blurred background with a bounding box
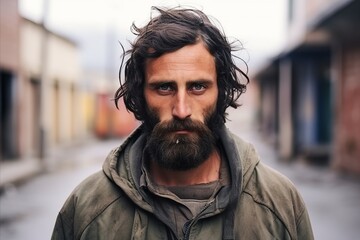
[0,0,359,239]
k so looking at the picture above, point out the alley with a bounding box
[1,125,360,240]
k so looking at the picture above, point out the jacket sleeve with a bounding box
[296,205,314,240]
[51,212,74,240]
[51,192,76,240]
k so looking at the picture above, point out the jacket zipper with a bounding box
[183,199,215,240]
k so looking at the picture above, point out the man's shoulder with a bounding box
[58,171,128,233]
[61,174,123,216]
[224,129,299,195]
[223,130,261,176]
[53,170,138,239]
[72,171,123,200]
[241,162,307,235]
[245,162,302,201]
[222,129,312,238]
[64,170,130,211]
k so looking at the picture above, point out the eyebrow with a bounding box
[146,81,174,89]
[147,79,214,86]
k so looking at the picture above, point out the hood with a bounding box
[215,125,260,239]
[102,126,154,212]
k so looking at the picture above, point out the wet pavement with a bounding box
[1,122,360,240]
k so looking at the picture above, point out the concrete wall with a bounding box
[0,0,19,71]
[333,44,360,173]
[46,33,82,145]
[19,19,43,157]
[20,18,85,157]
[0,0,20,160]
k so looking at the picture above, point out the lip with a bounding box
[174,130,191,134]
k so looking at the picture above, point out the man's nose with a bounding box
[172,91,191,119]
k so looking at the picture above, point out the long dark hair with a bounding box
[114,6,249,123]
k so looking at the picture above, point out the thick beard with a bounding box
[144,109,219,171]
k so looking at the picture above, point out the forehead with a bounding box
[145,42,216,82]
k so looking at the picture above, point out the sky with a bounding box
[19,0,287,76]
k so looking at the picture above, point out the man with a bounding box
[52,6,313,240]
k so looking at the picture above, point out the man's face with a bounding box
[143,42,219,170]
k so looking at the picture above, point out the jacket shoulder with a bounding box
[56,171,128,239]
[242,162,311,239]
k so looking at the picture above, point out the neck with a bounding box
[149,149,221,186]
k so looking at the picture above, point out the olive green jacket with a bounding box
[51,125,313,240]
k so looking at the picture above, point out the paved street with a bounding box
[1,122,360,240]
[0,138,121,240]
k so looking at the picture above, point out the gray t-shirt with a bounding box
[140,150,230,238]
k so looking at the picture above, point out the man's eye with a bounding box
[159,85,172,91]
[190,83,206,93]
[156,84,174,94]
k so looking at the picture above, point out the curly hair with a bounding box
[114,6,249,123]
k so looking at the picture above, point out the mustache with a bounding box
[152,118,209,134]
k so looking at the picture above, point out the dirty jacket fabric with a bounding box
[51,125,313,240]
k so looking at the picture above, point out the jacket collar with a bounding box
[103,123,259,239]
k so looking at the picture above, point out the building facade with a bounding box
[254,0,360,174]
[0,0,20,161]
[0,0,90,186]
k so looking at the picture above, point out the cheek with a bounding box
[202,91,218,111]
[204,102,217,117]
[145,93,162,114]
[203,94,218,119]
[146,103,171,123]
